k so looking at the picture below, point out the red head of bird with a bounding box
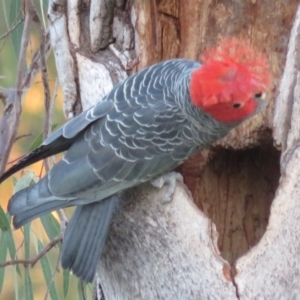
[190,38,271,124]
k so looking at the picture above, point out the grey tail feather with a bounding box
[11,199,70,229]
[60,195,120,283]
[8,176,72,229]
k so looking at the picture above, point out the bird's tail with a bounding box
[9,175,120,282]
[60,195,120,283]
[8,176,73,228]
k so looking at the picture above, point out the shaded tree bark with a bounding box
[47,0,300,299]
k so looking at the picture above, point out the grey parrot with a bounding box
[0,39,271,282]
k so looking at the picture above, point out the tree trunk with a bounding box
[48,0,300,299]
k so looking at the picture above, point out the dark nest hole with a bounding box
[181,145,281,266]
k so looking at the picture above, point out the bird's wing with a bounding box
[7,59,200,228]
[0,100,114,183]
[47,61,198,199]
[47,96,192,199]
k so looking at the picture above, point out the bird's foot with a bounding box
[151,172,183,204]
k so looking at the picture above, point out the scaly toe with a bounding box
[151,172,183,204]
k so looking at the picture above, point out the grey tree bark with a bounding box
[48,0,300,299]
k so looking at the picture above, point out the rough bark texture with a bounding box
[48,0,300,299]
[133,0,299,288]
[97,183,237,299]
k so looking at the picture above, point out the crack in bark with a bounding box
[64,1,82,116]
[231,269,240,300]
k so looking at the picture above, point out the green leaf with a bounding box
[4,213,21,276]
[12,176,17,186]
[6,234,21,275]
[63,269,70,298]
[77,281,85,300]
[13,170,38,194]
[13,265,19,300]
[40,214,60,242]
[0,205,10,231]
[23,223,31,260]
[9,0,24,62]
[38,0,48,27]
[1,0,10,34]
[5,228,16,260]
[29,124,59,152]
[24,268,34,300]
[43,0,49,9]
[31,229,39,254]
[38,241,60,300]
[0,232,8,293]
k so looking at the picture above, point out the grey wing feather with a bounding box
[8,59,201,226]
[44,100,114,144]
[0,101,114,184]
[51,61,198,197]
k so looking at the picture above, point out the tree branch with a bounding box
[0,235,62,268]
[0,3,51,177]
[0,0,32,176]
[48,0,80,118]
[0,18,23,41]
[15,133,33,141]
[90,0,115,52]
[28,0,53,173]
[43,251,61,300]
[273,5,300,153]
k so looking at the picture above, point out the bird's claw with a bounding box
[151,172,183,204]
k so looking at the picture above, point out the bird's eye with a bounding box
[232,103,241,109]
[255,92,265,99]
